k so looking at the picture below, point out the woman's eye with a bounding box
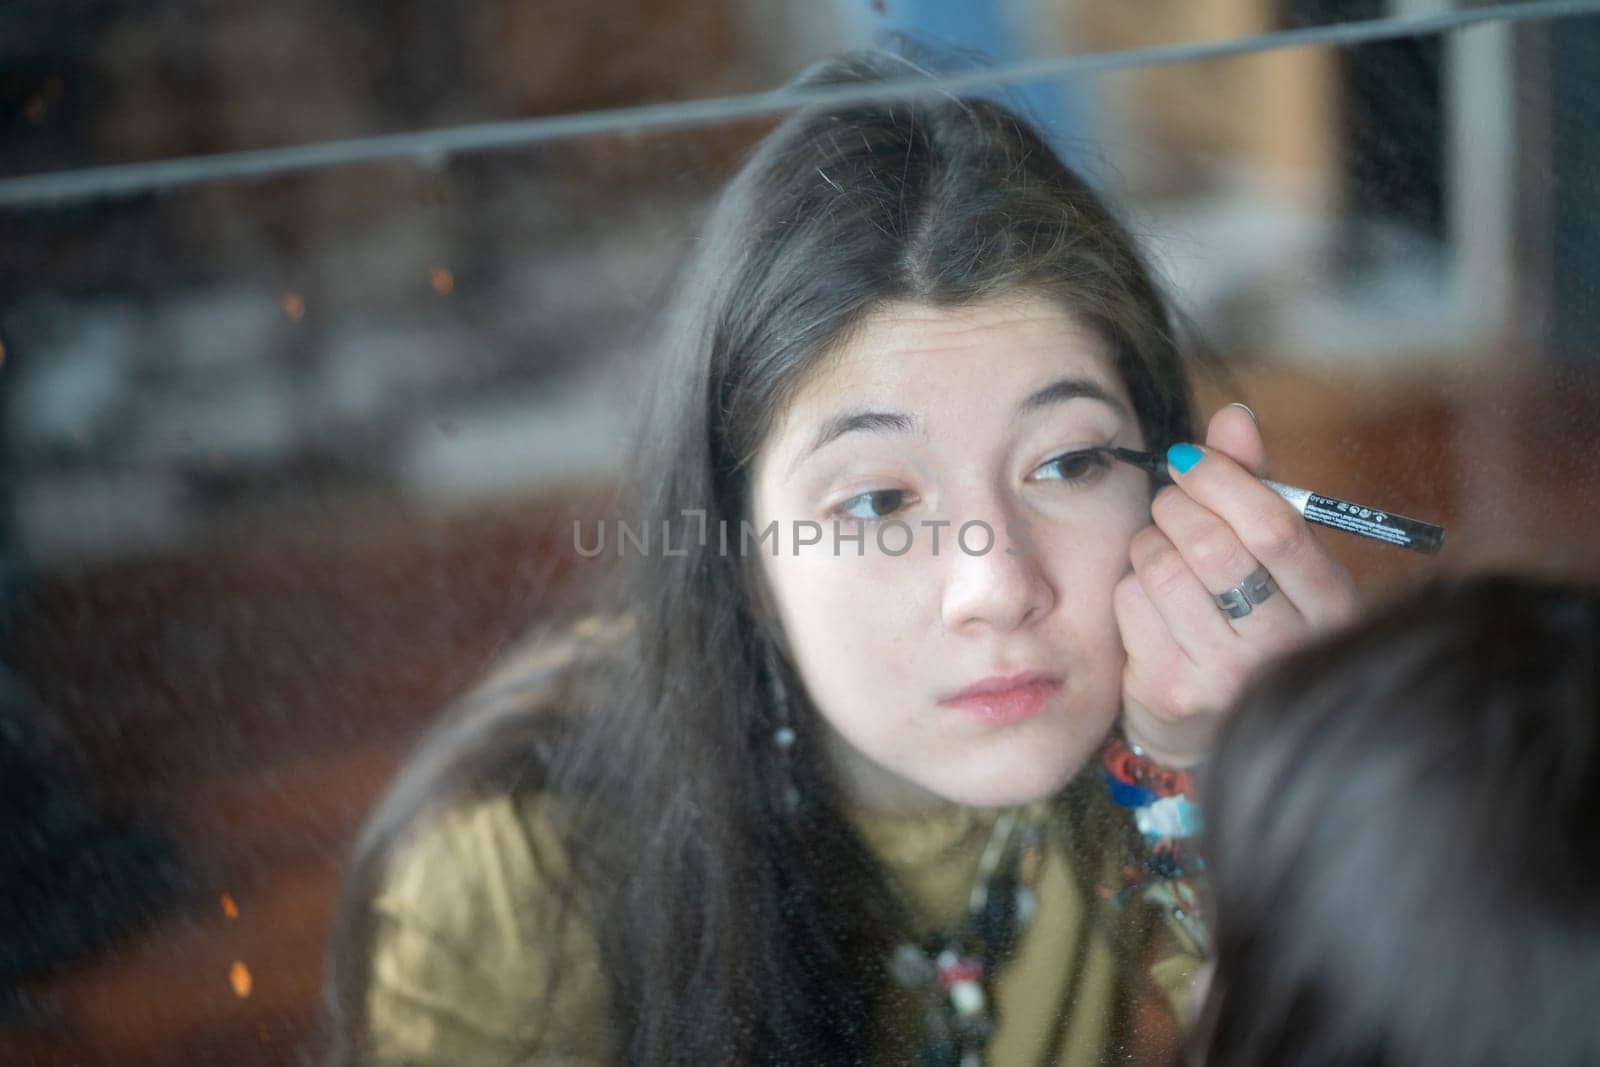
[1033,448,1109,484]
[837,489,906,521]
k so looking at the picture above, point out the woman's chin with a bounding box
[829,699,1118,811]
[932,746,1090,808]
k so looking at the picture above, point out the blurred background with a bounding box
[1,1,1597,1063]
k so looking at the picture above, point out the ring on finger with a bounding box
[1214,566,1276,620]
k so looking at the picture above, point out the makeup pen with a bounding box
[1094,446,1445,555]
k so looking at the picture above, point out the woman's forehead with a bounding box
[779,297,1126,431]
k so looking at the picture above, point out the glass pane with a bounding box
[3,6,1596,1065]
[4,0,1417,176]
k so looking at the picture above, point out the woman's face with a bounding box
[750,295,1154,810]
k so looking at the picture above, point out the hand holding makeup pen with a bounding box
[1093,444,1445,555]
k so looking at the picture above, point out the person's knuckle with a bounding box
[1188,527,1241,573]
[1141,545,1191,599]
[1250,512,1304,560]
[1150,487,1182,526]
[1129,524,1164,561]
[1165,679,1206,719]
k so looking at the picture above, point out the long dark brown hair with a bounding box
[324,47,1200,1065]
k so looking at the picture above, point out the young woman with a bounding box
[323,49,1359,1066]
[1193,574,1600,1067]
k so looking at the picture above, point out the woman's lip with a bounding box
[939,678,1062,725]
[940,670,1063,703]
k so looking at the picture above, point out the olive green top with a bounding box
[363,772,1203,1065]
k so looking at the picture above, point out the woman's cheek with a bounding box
[766,550,927,671]
[1037,511,1134,594]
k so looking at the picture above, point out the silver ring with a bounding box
[1214,566,1276,620]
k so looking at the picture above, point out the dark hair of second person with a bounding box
[1192,573,1600,1067]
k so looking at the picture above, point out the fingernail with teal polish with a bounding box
[1168,443,1204,474]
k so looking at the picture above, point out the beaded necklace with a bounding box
[885,807,1049,1067]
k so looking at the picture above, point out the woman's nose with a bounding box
[938,512,1056,634]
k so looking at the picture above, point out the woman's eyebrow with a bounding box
[1016,375,1129,419]
[788,375,1126,479]
[789,410,920,479]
